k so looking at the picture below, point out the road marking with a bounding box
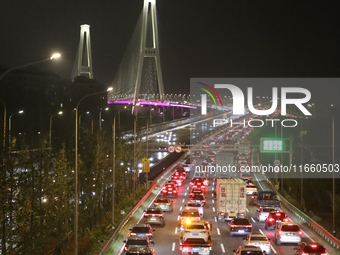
[184,192,187,196]
[213,207,215,212]
[182,199,185,203]
[213,183,215,186]
[187,187,189,190]
[212,199,214,204]
[177,215,180,221]
[251,217,255,223]
[119,244,125,255]
[172,242,176,251]
[180,206,182,211]
[217,228,220,235]
[221,243,225,253]
[259,229,264,235]
[246,208,249,212]
[271,245,278,254]
[214,216,217,222]
[303,230,315,242]
[175,227,178,234]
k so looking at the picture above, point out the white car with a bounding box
[275,222,302,245]
[243,233,271,254]
[257,206,275,222]
[181,220,209,242]
[185,202,204,217]
[246,184,257,195]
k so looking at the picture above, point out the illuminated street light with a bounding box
[0,53,61,84]
[49,111,63,149]
[9,110,24,154]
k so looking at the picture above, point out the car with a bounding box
[171,174,183,186]
[143,208,165,226]
[233,245,263,255]
[123,236,154,254]
[275,222,302,245]
[175,167,187,179]
[246,183,258,195]
[190,179,207,191]
[190,188,205,198]
[129,223,155,240]
[162,183,178,197]
[265,211,289,230]
[180,220,211,243]
[125,246,155,255]
[166,180,179,188]
[294,242,327,255]
[243,233,271,254]
[182,164,191,172]
[189,194,206,206]
[249,192,258,206]
[179,208,201,229]
[257,206,276,222]
[228,218,252,236]
[185,202,204,217]
[154,198,173,212]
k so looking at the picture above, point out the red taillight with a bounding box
[154,203,159,205]
[321,253,327,255]
[268,218,274,222]
[310,244,317,248]
[246,225,252,228]
[124,246,128,251]
[283,218,288,222]
[168,188,172,190]
[173,190,177,193]
[182,247,189,252]
[193,185,197,188]
[276,213,281,216]
[166,203,171,205]
[278,231,282,235]
[144,213,150,216]
[299,231,302,236]
[146,233,152,236]
[201,186,205,189]
[130,232,136,236]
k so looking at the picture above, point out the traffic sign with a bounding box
[273,159,280,166]
[142,157,150,173]
[168,146,175,153]
[175,146,182,153]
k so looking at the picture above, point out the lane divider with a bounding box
[175,227,178,234]
[251,217,255,223]
[217,228,220,235]
[172,242,175,251]
[221,244,225,253]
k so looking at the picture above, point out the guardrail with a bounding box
[266,178,340,250]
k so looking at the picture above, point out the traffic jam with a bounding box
[122,120,329,255]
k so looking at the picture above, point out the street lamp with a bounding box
[9,110,23,154]
[79,111,89,126]
[74,87,112,255]
[99,107,109,132]
[112,111,119,227]
[49,111,63,149]
[0,53,61,84]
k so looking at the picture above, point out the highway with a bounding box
[114,117,336,255]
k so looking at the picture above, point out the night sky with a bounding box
[1,1,340,104]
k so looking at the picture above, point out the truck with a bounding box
[213,152,236,179]
[255,191,281,208]
[216,178,247,221]
[179,220,212,255]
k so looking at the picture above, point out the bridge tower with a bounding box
[71,24,94,81]
[109,0,165,114]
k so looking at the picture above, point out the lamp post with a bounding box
[112,111,119,226]
[49,111,63,150]
[0,53,61,84]
[8,110,23,154]
[79,111,89,126]
[99,107,109,132]
[74,87,112,255]
[150,108,154,125]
